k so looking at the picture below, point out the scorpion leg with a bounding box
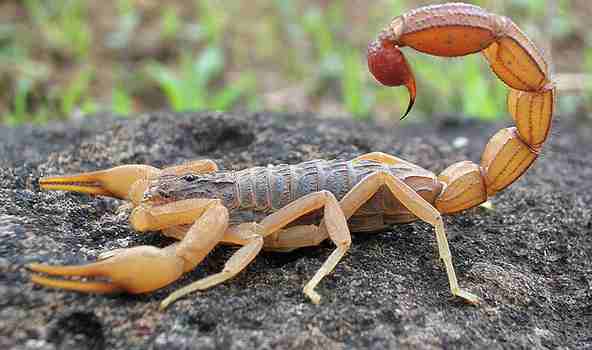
[29,198,228,296]
[263,225,325,252]
[160,222,264,309]
[163,223,325,252]
[161,191,349,306]
[161,224,192,240]
[353,151,414,167]
[260,191,351,304]
[157,223,324,308]
[336,171,478,304]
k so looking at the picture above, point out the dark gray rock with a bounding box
[1,111,591,349]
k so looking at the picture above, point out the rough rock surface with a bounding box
[1,111,591,349]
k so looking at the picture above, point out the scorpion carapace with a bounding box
[29,3,554,309]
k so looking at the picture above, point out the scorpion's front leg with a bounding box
[29,198,228,295]
[159,223,326,308]
[161,191,350,307]
[160,222,265,309]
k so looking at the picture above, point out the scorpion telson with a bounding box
[30,3,554,310]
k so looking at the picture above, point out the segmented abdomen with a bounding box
[233,159,434,214]
[235,160,350,212]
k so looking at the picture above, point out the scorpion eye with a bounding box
[182,174,198,182]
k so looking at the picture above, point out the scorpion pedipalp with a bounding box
[39,164,160,201]
[29,245,185,294]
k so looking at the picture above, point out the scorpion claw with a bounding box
[30,274,123,294]
[401,76,416,120]
[28,246,185,294]
[39,165,159,201]
[28,261,124,294]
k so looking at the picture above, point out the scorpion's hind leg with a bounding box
[337,171,479,304]
[29,198,229,296]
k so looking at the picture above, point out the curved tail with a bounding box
[368,2,554,214]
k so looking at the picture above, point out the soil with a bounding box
[1,111,591,349]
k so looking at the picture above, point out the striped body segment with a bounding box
[148,159,443,233]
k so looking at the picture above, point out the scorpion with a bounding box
[29,3,554,309]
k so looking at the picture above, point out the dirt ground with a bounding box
[1,111,591,349]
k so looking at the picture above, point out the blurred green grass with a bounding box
[0,0,586,125]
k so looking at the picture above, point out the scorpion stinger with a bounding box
[367,38,417,119]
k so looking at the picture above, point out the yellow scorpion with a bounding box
[29,3,554,309]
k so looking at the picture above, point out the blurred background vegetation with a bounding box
[0,0,589,125]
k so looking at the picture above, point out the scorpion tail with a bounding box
[367,38,417,120]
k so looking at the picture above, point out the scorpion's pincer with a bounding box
[28,245,186,294]
[38,164,160,201]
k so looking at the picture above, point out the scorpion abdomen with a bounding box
[233,159,441,220]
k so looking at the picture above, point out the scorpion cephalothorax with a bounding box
[30,3,554,310]
[144,172,237,207]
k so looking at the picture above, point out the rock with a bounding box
[1,111,591,349]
